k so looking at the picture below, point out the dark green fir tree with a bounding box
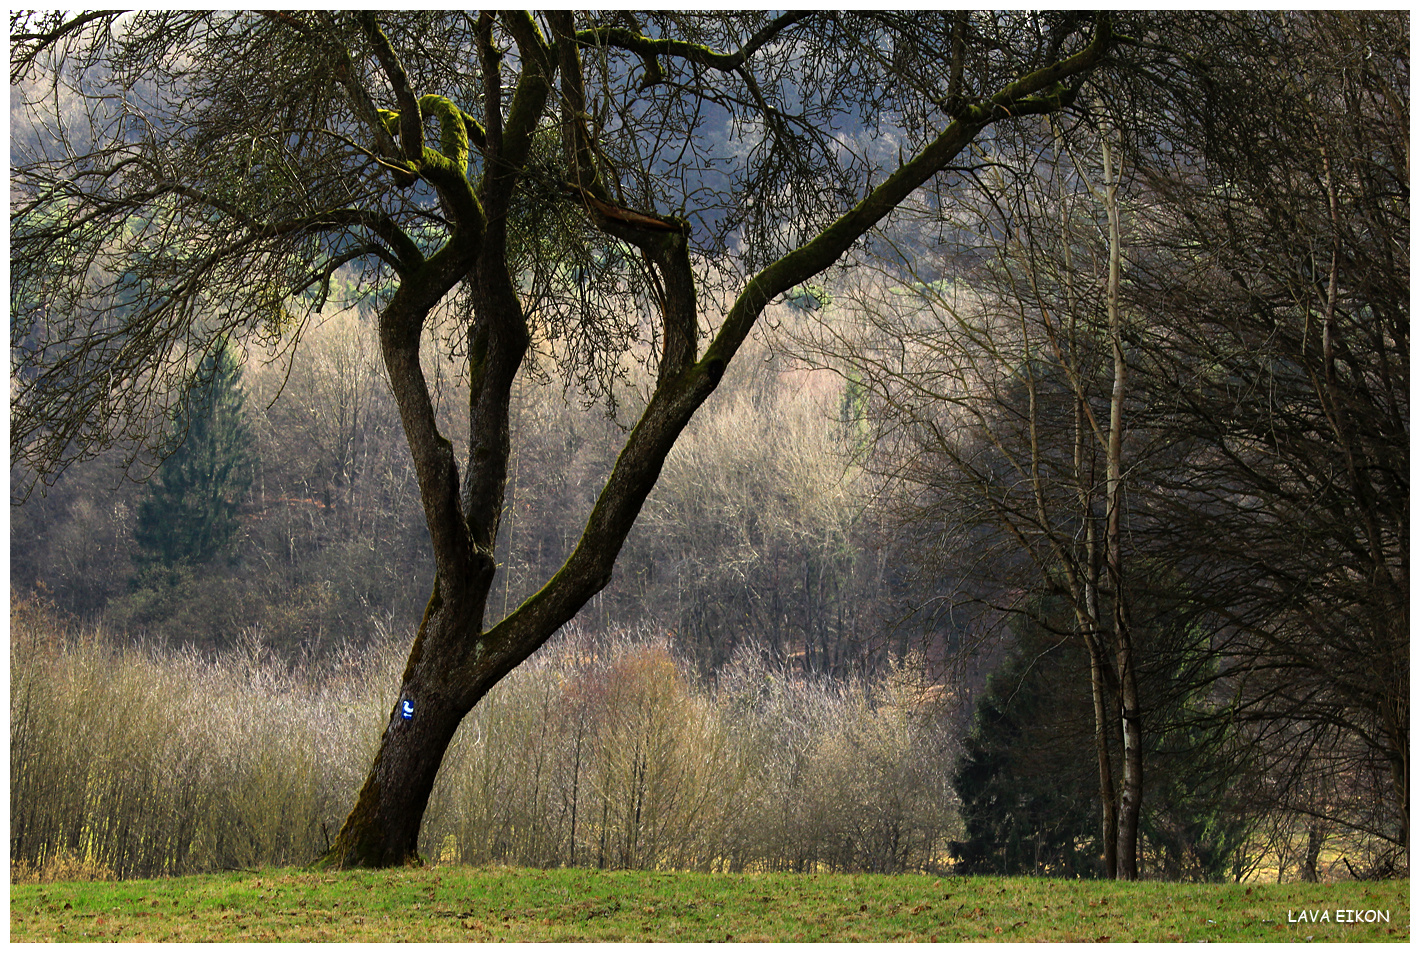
[132,341,254,581]
[949,582,1253,881]
[948,603,1104,878]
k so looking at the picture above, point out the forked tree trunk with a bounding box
[312,12,1114,869]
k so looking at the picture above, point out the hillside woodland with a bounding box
[11,10,1405,881]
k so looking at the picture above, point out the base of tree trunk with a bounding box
[314,682,470,869]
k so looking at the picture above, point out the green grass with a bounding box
[9,866,1409,942]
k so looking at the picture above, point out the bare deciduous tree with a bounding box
[11,10,1116,866]
[796,9,1407,877]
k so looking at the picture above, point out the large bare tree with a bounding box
[796,9,1407,877]
[1121,10,1409,865]
[11,10,1115,866]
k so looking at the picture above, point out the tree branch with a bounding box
[359,13,423,165]
[9,9,123,81]
[576,11,815,76]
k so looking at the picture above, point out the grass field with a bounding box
[9,865,1408,942]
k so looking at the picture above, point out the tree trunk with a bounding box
[1100,129,1142,881]
[1086,633,1119,879]
[318,590,483,867]
[1300,823,1325,882]
[312,13,1115,869]
[1114,637,1143,880]
[319,694,466,868]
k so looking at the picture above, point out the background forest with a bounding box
[11,10,1406,884]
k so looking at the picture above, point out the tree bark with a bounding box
[1300,822,1325,882]
[318,643,471,864]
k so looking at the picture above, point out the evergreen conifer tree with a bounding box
[949,604,1103,877]
[132,341,253,580]
[950,586,1255,880]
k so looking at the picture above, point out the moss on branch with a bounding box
[378,96,471,171]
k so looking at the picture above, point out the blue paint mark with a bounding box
[400,699,415,721]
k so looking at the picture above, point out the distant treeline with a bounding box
[11,315,928,680]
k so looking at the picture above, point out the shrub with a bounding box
[12,597,960,878]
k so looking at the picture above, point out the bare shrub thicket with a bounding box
[11,596,959,879]
[10,594,397,880]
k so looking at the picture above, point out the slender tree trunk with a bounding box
[1114,633,1143,879]
[1087,632,1120,878]
[1101,131,1143,881]
[1052,115,1124,881]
